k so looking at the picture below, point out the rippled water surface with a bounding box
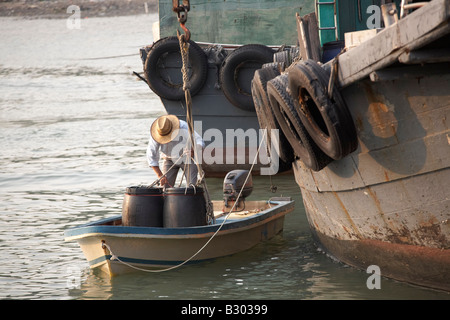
[0,15,448,300]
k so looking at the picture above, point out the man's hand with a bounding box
[159,176,168,186]
[151,166,168,186]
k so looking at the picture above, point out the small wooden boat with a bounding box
[64,197,294,277]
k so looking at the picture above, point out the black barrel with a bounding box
[122,186,164,227]
[163,187,207,228]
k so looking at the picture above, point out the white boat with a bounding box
[64,197,294,277]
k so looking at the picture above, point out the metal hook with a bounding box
[178,23,191,42]
[172,0,190,13]
[173,0,191,42]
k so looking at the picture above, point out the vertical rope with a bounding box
[101,130,268,273]
[178,34,214,225]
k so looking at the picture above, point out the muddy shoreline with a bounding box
[0,0,158,19]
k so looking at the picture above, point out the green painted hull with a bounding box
[159,0,315,45]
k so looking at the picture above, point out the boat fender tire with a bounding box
[251,68,294,164]
[289,46,300,62]
[273,50,291,66]
[220,44,275,111]
[267,74,332,171]
[262,62,286,73]
[288,60,358,160]
[251,65,280,131]
[302,59,358,154]
[144,36,208,100]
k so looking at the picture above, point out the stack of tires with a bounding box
[141,37,358,172]
[142,38,293,170]
[141,37,275,112]
[251,46,358,171]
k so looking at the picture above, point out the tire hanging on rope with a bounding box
[267,74,332,171]
[251,65,280,136]
[144,36,208,100]
[252,66,294,166]
[175,31,215,226]
[220,44,274,111]
[288,59,358,160]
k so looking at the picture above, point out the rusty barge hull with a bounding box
[293,0,450,291]
[295,162,450,291]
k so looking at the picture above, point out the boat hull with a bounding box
[290,1,450,291]
[293,65,450,291]
[312,229,450,292]
[65,200,294,276]
[296,161,450,291]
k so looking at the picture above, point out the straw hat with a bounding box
[150,115,180,144]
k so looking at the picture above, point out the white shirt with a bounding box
[146,119,204,167]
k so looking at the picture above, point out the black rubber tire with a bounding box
[262,62,286,73]
[288,60,358,160]
[273,50,291,65]
[268,74,332,171]
[302,59,358,154]
[144,36,208,100]
[251,67,294,164]
[251,65,280,131]
[220,44,274,111]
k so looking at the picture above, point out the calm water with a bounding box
[0,14,448,300]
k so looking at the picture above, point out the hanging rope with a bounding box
[102,2,248,273]
[178,31,202,177]
[177,31,215,226]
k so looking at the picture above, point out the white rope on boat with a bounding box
[147,150,188,188]
[101,130,268,273]
[103,25,270,273]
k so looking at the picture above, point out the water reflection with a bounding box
[68,176,449,300]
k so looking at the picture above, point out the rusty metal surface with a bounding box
[292,58,450,290]
[295,69,450,193]
[296,168,450,247]
[311,229,450,292]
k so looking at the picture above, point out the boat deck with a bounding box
[66,199,291,231]
[64,198,294,276]
[213,200,274,222]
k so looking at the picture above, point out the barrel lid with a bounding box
[164,186,204,195]
[125,186,163,195]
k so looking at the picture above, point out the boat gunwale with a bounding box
[64,200,294,241]
[332,0,450,88]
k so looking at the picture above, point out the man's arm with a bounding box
[147,136,166,185]
[151,166,168,186]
